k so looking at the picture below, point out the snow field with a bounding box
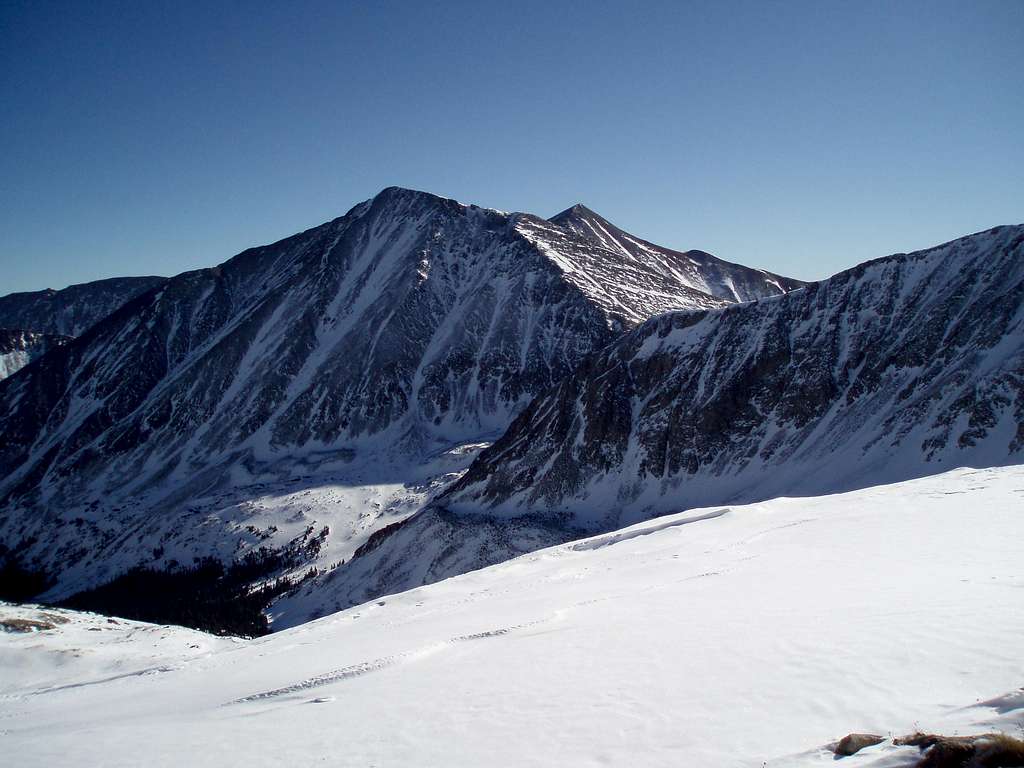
[2,465,1022,766]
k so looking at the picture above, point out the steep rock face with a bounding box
[276,224,1024,623]
[448,224,1024,526]
[0,187,799,597]
[0,329,71,381]
[0,276,166,337]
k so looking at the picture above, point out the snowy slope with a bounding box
[0,276,166,337]
[0,329,71,381]
[0,602,235,697]
[0,186,799,602]
[3,467,1023,767]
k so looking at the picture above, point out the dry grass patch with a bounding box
[1,617,58,632]
[0,610,70,633]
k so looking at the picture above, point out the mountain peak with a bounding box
[549,203,603,224]
[359,186,477,222]
[371,186,463,209]
[543,202,805,301]
[374,185,435,200]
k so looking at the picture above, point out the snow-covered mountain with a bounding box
[448,224,1024,521]
[546,203,803,304]
[5,467,1024,767]
[0,186,799,605]
[281,224,1024,618]
[0,329,71,381]
[0,276,166,337]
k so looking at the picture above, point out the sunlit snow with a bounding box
[3,466,1022,767]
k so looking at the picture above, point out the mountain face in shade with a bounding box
[0,187,800,602]
[274,224,1024,624]
[0,329,71,381]
[0,276,167,337]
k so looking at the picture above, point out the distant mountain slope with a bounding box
[0,276,166,337]
[447,224,1024,524]
[0,329,71,381]
[547,203,804,304]
[288,224,1024,617]
[0,186,799,604]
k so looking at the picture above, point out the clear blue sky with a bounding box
[1,0,1022,293]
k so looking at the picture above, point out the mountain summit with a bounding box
[547,202,802,303]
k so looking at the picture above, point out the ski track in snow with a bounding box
[228,618,552,705]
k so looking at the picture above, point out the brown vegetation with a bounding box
[0,612,70,633]
[894,732,1024,768]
